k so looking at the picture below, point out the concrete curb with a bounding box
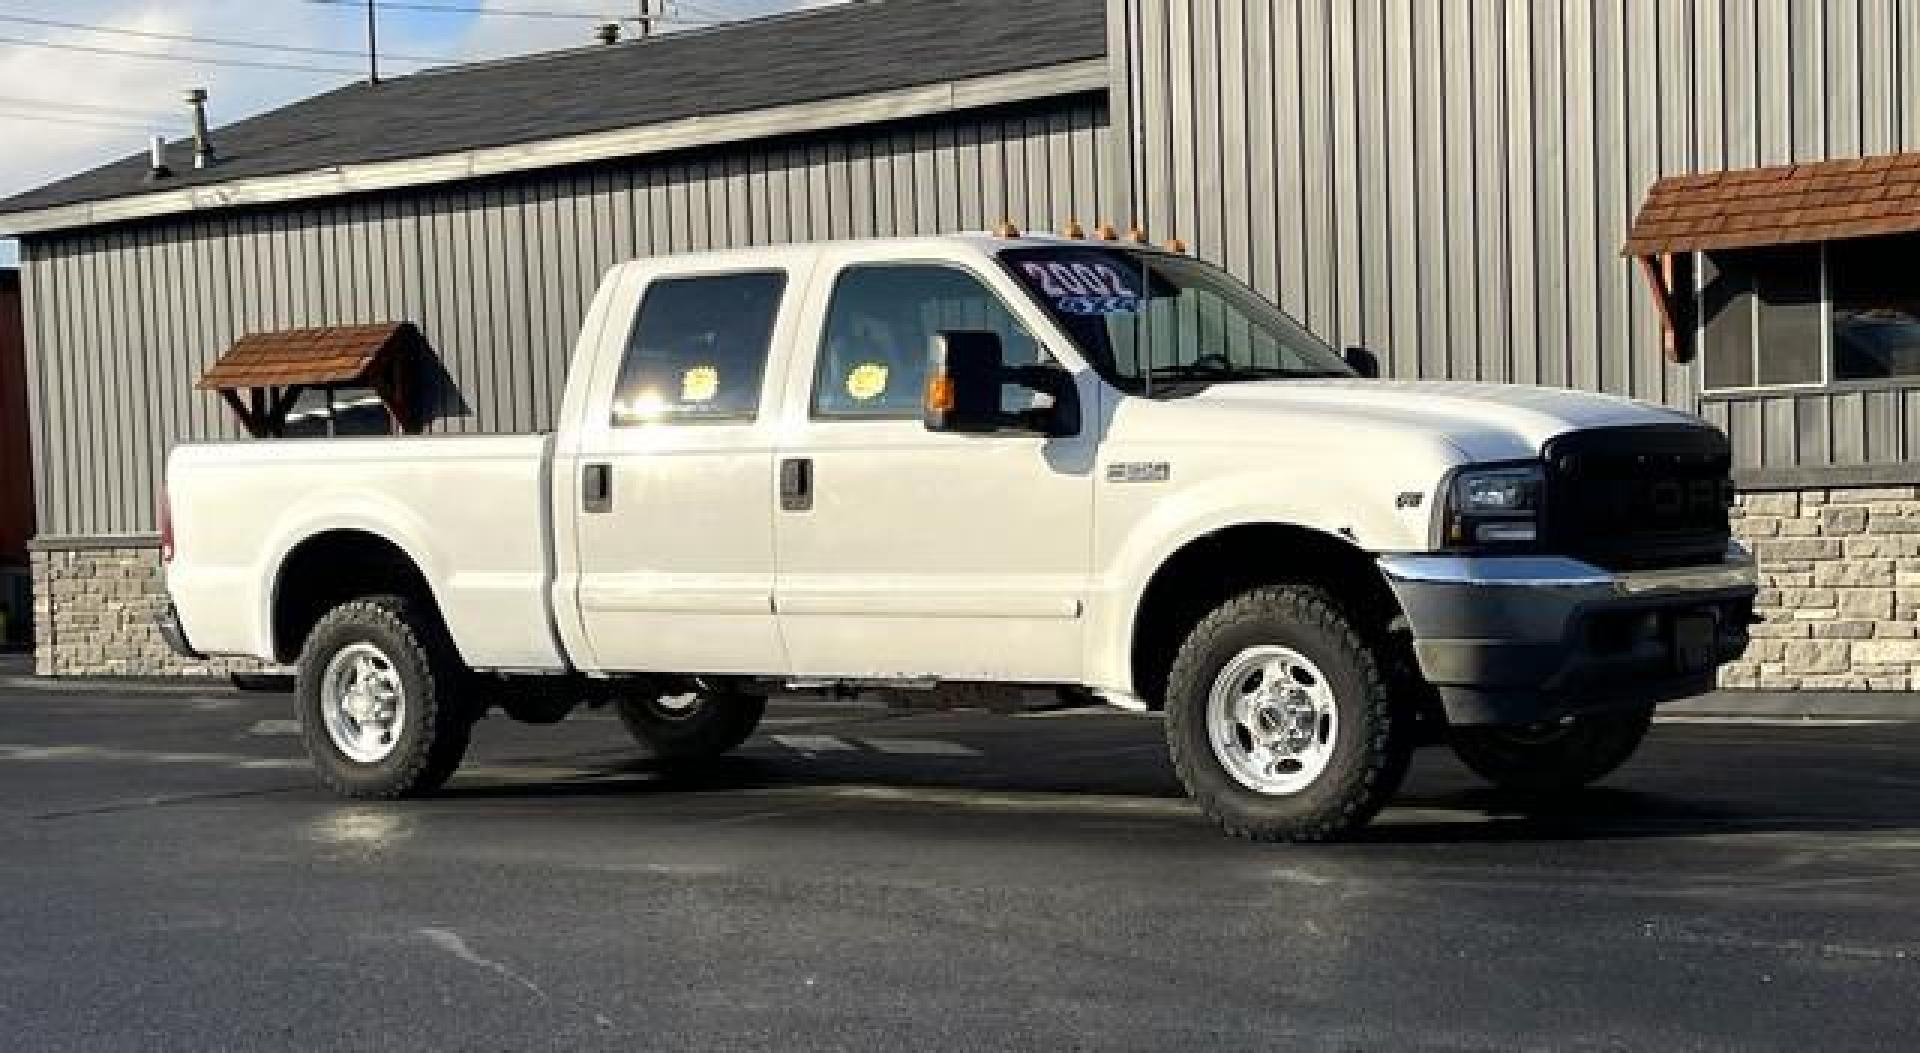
[1661,690,1919,720]
[1,674,242,695]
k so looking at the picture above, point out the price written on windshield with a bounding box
[1021,260,1142,316]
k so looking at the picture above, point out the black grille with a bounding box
[1541,425,1733,571]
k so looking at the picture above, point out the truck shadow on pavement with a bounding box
[429,727,1920,846]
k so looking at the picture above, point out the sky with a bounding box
[0,0,832,267]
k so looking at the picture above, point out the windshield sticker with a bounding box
[1021,261,1143,316]
[680,365,720,403]
[846,362,890,401]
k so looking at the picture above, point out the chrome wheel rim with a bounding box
[646,693,706,721]
[320,642,406,764]
[1206,645,1339,795]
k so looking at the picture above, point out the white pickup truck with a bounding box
[161,234,1756,841]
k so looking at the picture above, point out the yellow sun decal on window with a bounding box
[846,362,890,401]
[681,366,720,403]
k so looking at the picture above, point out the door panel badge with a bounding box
[1106,461,1171,484]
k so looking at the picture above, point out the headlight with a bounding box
[1444,464,1544,547]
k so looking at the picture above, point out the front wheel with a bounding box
[1449,707,1654,793]
[1165,584,1414,842]
[295,595,475,799]
[614,689,766,763]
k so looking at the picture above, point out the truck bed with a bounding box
[166,434,567,671]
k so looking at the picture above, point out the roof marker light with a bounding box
[1095,222,1119,241]
[1062,218,1085,239]
[994,219,1021,238]
[1128,225,1149,244]
[1165,237,1188,253]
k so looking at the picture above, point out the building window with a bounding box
[1700,232,1920,392]
[282,386,396,438]
[1830,236,1920,381]
[610,271,787,425]
[1699,244,1824,390]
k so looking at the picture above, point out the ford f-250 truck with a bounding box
[160,233,1756,841]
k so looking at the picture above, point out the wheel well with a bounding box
[1129,524,1405,710]
[271,530,438,664]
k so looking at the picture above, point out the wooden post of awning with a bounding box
[1635,252,1695,365]
[197,323,425,437]
[218,389,264,437]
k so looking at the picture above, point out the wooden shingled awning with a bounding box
[1625,152,1920,256]
[198,322,423,437]
[1624,151,1920,365]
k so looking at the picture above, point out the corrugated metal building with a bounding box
[3,0,1918,688]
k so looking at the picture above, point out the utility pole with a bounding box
[366,0,380,83]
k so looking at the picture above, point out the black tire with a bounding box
[614,690,766,763]
[1165,584,1413,842]
[295,595,475,798]
[1449,707,1654,793]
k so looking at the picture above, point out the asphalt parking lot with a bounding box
[1,681,1916,1051]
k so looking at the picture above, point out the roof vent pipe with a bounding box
[145,135,172,181]
[185,88,214,169]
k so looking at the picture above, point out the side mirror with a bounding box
[1344,345,1380,378]
[924,331,1078,436]
[924,331,1008,433]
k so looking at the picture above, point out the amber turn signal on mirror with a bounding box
[924,372,956,414]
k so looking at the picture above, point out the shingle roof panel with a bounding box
[0,0,1106,218]
[198,323,412,389]
[1625,150,1920,255]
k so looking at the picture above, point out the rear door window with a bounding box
[610,271,787,425]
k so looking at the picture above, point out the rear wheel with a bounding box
[614,689,766,763]
[296,595,475,798]
[1165,584,1413,842]
[1449,708,1654,793]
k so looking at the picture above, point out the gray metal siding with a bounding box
[22,97,1112,537]
[1110,0,1920,465]
[1701,388,1920,474]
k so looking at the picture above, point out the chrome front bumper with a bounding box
[1377,545,1758,725]
[1377,547,1757,595]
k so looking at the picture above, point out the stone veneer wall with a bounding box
[29,541,263,678]
[1724,485,1920,690]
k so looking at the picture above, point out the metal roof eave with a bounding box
[0,58,1108,239]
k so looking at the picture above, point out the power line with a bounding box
[0,13,456,64]
[0,109,171,132]
[305,0,717,24]
[0,33,367,75]
[0,95,172,120]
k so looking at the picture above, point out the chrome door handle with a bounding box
[779,458,812,512]
[582,463,612,513]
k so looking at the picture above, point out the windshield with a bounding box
[1000,246,1351,394]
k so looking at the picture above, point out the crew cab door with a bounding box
[771,251,1098,682]
[562,259,808,675]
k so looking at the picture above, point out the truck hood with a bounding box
[1175,379,1705,462]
